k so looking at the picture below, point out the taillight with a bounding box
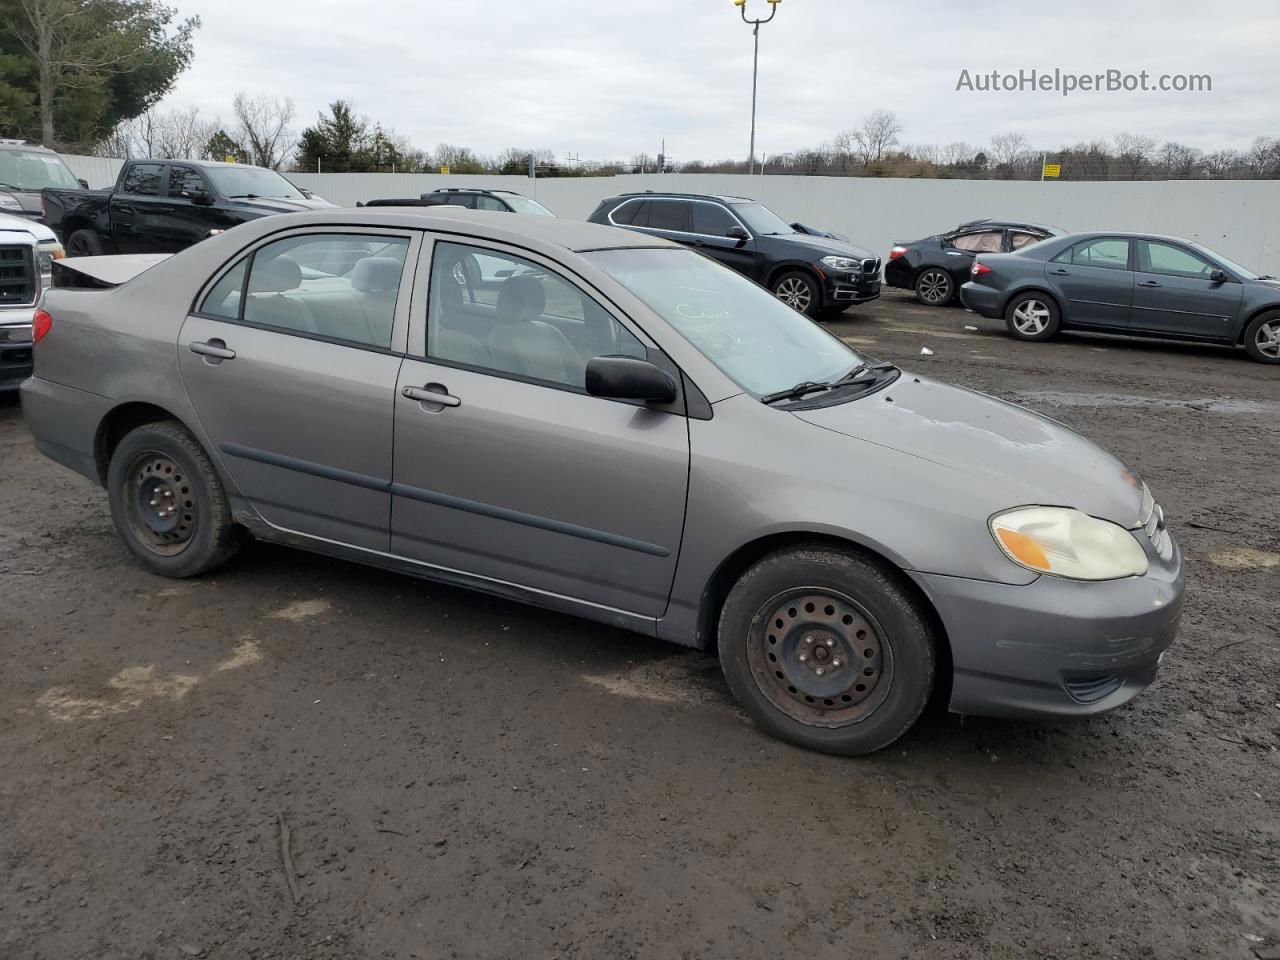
[971,262,992,278]
[889,246,908,260]
[33,308,52,343]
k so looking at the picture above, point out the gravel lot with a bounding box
[2,289,1277,960]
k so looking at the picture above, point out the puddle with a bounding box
[268,598,331,621]
[1209,548,1280,571]
[1010,391,1273,415]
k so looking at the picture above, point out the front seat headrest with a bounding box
[496,274,545,323]
[351,256,402,293]
[248,254,302,293]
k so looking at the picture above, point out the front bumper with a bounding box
[959,281,1004,319]
[0,309,36,391]
[910,535,1184,719]
[823,272,881,306]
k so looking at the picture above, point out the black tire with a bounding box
[66,229,105,257]
[106,420,246,578]
[913,267,954,306]
[1243,310,1280,364]
[771,270,822,318]
[1004,291,1061,341]
[717,545,936,756]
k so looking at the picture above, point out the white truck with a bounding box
[0,212,63,391]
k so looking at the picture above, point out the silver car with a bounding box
[20,210,1184,755]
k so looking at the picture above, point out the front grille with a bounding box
[861,257,882,276]
[1137,488,1173,559]
[0,244,36,306]
[1064,674,1124,704]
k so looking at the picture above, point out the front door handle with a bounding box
[189,339,236,360]
[403,385,461,407]
[1138,280,1162,288]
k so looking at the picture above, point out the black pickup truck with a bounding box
[42,159,335,256]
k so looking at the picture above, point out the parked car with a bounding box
[587,192,880,318]
[21,209,1184,755]
[960,232,1280,363]
[363,188,556,217]
[885,219,1065,306]
[0,211,64,390]
[42,159,336,257]
[0,139,86,221]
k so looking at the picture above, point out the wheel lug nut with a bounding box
[815,668,824,676]
[832,659,841,667]
[826,639,835,647]
[798,654,807,662]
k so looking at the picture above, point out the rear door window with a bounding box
[646,199,691,233]
[121,163,165,197]
[950,230,1003,253]
[1069,238,1131,270]
[610,199,646,226]
[1009,231,1045,250]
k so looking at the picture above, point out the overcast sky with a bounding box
[159,0,1280,163]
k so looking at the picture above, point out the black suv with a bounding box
[363,188,556,217]
[587,192,880,317]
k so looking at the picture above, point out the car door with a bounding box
[111,163,169,253]
[1045,237,1135,328]
[1130,239,1244,340]
[160,165,223,251]
[686,200,757,275]
[943,229,1003,285]
[177,228,418,550]
[390,237,690,618]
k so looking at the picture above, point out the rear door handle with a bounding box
[189,340,236,360]
[403,385,461,407]
[1049,268,1071,276]
[1138,280,1162,287]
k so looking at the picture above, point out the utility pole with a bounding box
[734,0,781,175]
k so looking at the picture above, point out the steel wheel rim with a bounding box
[1013,299,1050,335]
[776,277,813,312]
[746,588,894,728]
[124,452,197,556]
[1256,321,1280,358]
[917,270,950,304]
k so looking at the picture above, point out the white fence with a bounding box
[59,155,1280,273]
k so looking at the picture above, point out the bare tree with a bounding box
[849,110,903,166]
[1245,136,1280,178]
[152,106,217,159]
[938,141,976,166]
[908,143,940,166]
[1158,141,1201,179]
[232,92,296,170]
[988,132,1030,172]
[1113,132,1157,179]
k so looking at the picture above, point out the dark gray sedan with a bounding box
[21,210,1184,756]
[960,232,1280,363]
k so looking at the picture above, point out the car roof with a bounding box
[241,207,677,253]
[607,191,758,204]
[429,187,525,197]
[1055,231,1202,245]
[0,139,57,153]
[956,218,1065,234]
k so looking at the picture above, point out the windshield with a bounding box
[729,202,795,236]
[205,166,306,200]
[585,248,863,397]
[1192,242,1258,280]
[0,149,80,191]
[501,194,556,217]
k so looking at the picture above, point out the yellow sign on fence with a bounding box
[1042,163,1062,178]
[439,165,450,175]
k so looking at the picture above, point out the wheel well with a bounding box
[1237,305,1280,346]
[695,532,953,699]
[94,402,181,485]
[1002,286,1061,317]
[767,264,824,304]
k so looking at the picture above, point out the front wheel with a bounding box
[717,546,936,756]
[772,271,822,318]
[914,268,954,306]
[106,420,246,578]
[1005,292,1061,341]
[1243,310,1280,363]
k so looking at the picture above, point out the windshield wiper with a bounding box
[760,380,835,404]
[228,193,261,199]
[1257,274,1277,280]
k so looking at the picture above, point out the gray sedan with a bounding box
[21,210,1184,755]
[960,231,1280,362]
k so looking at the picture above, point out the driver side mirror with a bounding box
[77,178,89,190]
[1209,269,1229,283]
[585,356,677,404]
[189,191,213,206]
[726,225,749,241]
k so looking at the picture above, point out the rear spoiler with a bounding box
[51,253,171,290]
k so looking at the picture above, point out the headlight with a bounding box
[0,191,23,212]
[821,255,861,271]
[989,506,1149,581]
[37,242,64,286]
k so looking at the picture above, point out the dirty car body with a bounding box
[21,209,1184,754]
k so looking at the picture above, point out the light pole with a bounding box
[734,0,780,175]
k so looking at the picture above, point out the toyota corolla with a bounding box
[20,210,1184,755]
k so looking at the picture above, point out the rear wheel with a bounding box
[106,420,246,578]
[1243,310,1280,363]
[914,268,953,306]
[1005,292,1061,341]
[772,270,822,317]
[66,229,105,257]
[717,546,936,756]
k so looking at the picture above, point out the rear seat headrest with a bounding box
[352,257,403,293]
[249,254,302,293]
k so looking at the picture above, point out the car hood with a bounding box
[232,196,338,215]
[766,233,875,261]
[0,209,55,242]
[793,375,1146,527]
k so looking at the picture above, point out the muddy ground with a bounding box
[1,290,1277,959]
